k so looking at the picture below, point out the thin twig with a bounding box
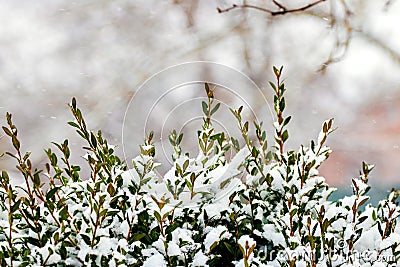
[318,0,353,72]
[272,0,286,10]
[218,4,273,14]
[217,0,327,16]
[359,31,400,65]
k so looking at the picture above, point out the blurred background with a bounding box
[0,0,399,203]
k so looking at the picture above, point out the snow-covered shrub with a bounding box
[1,66,399,266]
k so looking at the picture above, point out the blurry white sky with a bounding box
[1,0,400,191]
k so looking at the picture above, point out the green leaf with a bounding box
[199,140,205,153]
[183,159,189,172]
[65,146,70,159]
[131,233,146,241]
[60,207,68,220]
[154,210,161,222]
[210,103,221,116]
[5,152,18,160]
[266,151,273,162]
[357,216,368,224]
[224,242,235,255]
[251,146,259,157]
[269,81,277,92]
[107,183,115,196]
[6,112,12,125]
[76,109,82,122]
[205,83,210,95]
[46,187,60,200]
[168,134,175,146]
[99,195,106,206]
[283,116,291,127]
[202,101,208,116]
[273,66,280,77]
[27,237,41,247]
[190,172,196,184]
[12,135,20,150]
[11,199,21,213]
[231,137,240,151]
[209,241,219,253]
[279,98,285,112]
[206,140,214,152]
[312,222,318,236]
[177,133,183,145]
[162,210,172,221]
[1,170,9,179]
[52,142,63,152]
[250,167,258,176]
[279,83,286,95]
[106,210,119,217]
[262,141,268,152]
[282,130,289,143]
[23,151,31,161]
[71,97,77,110]
[33,173,41,187]
[290,208,297,217]
[90,132,97,148]
[185,179,193,191]
[81,234,91,245]
[76,129,86,140]
[99,209,108,217]
[166,223,179,236]
[2,126,12,137]
[67,121,80,129]
[229,108,238,121]
[243,121,249,133]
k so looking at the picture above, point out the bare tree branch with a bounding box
[359,31,400,65]
[319,0,353,72]
[217,0,327,16]
[272,0,286,11]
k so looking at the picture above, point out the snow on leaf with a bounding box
[143,251,166,267]
[204,225,231,253]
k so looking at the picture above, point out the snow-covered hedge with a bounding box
[1,67,399,266]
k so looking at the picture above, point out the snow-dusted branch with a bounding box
[217,0,327,16]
